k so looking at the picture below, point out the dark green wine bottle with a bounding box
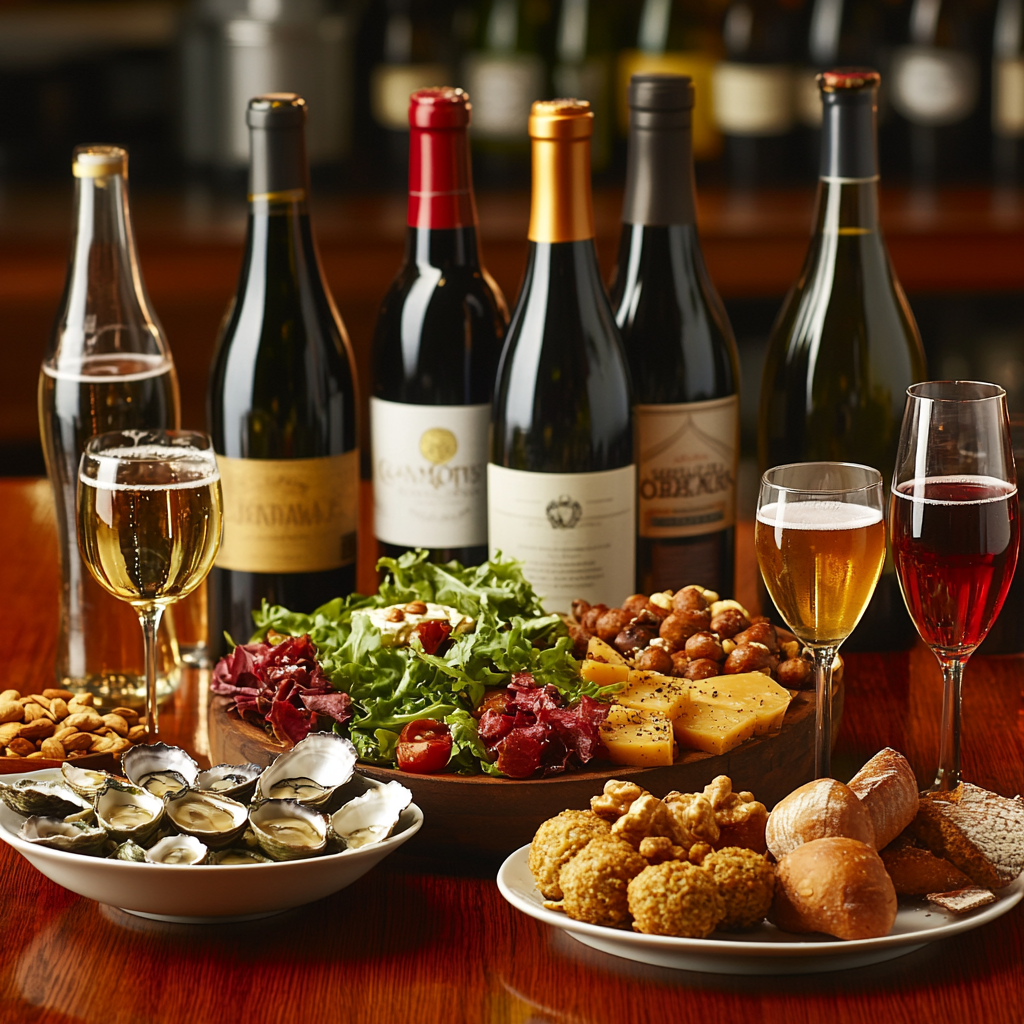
[207,95,359,656]
[758,69,927,651]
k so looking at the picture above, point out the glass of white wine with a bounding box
[77,430,223,737]
[755,463,886,779]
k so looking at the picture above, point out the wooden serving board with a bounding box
[209,681,844,861]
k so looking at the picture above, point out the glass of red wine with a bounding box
[890,381,1020,792]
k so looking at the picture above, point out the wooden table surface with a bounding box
[1,477,1022,1024]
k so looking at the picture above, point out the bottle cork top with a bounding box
[409,87,471,129]
[72,146,126,179]
[818,69,881,93]
[529,99,593,140]
[628,74,694,111]
[247,94,307,129]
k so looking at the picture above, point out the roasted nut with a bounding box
[723,643,773,675]
[127,725,148,742]
[52,726,77,742]
[623,594,650,615]
[684,632,725,662]
[0,689,20,703]
[18,696,34,705]
[596,608,632,642]
[102,714,129,737]
[591,779,647,821]
[25,751,46,761]
[385,607,405,622]
[111,707,139,726]
[0,701,22,724]
[404,600,428,614]
[107,736,131,756]
[40,738,65,760]
[89,735,114,753]
[571,599,591,623]
[670,651,691,677]
[733,622,779,653]
[710,608,751,639]
[581,603,608,633]
[613,624,657,655]
[648,591,673,611]
[659,609,712,647]
[777,657,813,688]
[709,599,750,620]
[65,711,104,732]
[62,731,94,752]
[721,639,737,655]
[781,640,800,661]
[671,586,708,612]
[7,738,35,757]
[634,646,674,673]
[684,658,720,680]
[19,719,55,740]
[0,722,23,744]
[567,622,592,658]
[42,688,74,701]
[22,703,45,723]
[49,698,69,721]
[68,692,94,707]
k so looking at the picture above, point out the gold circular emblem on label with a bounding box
[420,428,457,465]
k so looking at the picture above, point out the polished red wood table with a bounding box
[1,478,1021,1024]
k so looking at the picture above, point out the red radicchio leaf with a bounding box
[266,700,313,745]
[301,691,354,727]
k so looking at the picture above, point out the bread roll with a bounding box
[772,837,897,940]
[847,748,919,849]
[880,842,973,896]
[765,779,875,859]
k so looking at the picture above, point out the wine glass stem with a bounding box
[812,645,839,779]
[934,654,967,792]
[136,603,164,739]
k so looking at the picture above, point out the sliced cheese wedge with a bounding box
[612,670,692,719]
[672,703,757,756]
[681,671,793,735]
[579,660,630,687]
[599,706,677,767]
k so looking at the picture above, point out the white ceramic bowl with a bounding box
[0,768,423,923]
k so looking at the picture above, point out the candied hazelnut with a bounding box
[723,643,773,675]
[571,599,591,624]
[733,622,779,653]
[643,598,672,620]
[776,656,813,688]
[750,615,771,626]
[623,594,649,615]
[710,608,750,639]
[671,586,708,612]
[684,631,725,662]
[659,608,712,647]
[614,624,657,655]
[566,622,592,659]
[582,603,608,632]
[671,651,690,676]
[596,607,632,641]
[684,658,720,680]
[635,646,673,673]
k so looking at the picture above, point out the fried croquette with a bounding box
[700,846,775,929]
[529,810,612,899]
[627,861,726,937]
[547,835,648,926]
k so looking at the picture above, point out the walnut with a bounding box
[635,646,673,673]
[611,793,684,849]
[684,631,725,662]
[595,607,632,641]
[688,842,713,865]
[639,836,687,864]
[710,607,750,639]
[662,791,721,848]
[701,775,768,853]
[591,779,646,821]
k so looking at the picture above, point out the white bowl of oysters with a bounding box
[0,733,423,923]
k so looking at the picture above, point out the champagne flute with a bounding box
[77,430,223,738]
[890,381,1019,792]
[756,463,886,779]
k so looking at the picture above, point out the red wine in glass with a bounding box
[891,476,1020,652]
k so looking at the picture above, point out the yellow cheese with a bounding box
[579,660,630,687]
[599,706,677,767]
[672,703,757,756]
[613,670,692,719]
[586,636,628,665]
[681,671,792,735]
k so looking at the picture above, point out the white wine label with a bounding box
[371,64,449,131]
[636,397,739,541]
[713,62,795,136]
[891,47,979,127]
[216,452,358,574]
[796,68,823,128]
[487,464,636,613]
[463,53,544,139]
[372,399,489,549]
[995,58,1024,137]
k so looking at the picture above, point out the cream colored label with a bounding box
[713,62,795,136]
[891,47,979,126]
[995,58,1024,137]
[636,397,739,540]
[796,68,823,128]
[371,63,448,131]
[216,453,358,574]
[487,464,636,613]
[464,53,544,139]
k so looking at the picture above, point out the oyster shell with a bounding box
[249,799,328,860]
[0,779,92,819]
[19,815,107,855]
[207,848,273,865]
[122,743,200,798]
[112,840,148,862]
[255,732,357,808]
[164,790,248,848]
[330,781,412,850]
[196,763,260,803]
[95,780,165,844]
[61,764,116,801]
[145,834,208,865]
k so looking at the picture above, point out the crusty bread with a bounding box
[772,837,897,940]
[765,779,876,860]
[879,838,973,895]
[847,748,919,849]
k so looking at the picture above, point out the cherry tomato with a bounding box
[472,688,510,720]
[396,719,453,774]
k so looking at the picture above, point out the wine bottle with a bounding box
[609,74,741,597]
[758,69,928,650]
[993,0,1024,187]
[208,95,359,656]
[371,87,509,568]
[489,99,635,613]
[38,145,181,706]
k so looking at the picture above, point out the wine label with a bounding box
[796,68,823,128]
[463,54,544,140]
[891,47,979,127]
[487,464,636,613]
[636,397,739,541]
[216,452,358,574]
[371,399,489,549]
[995,58,1024,137]
[371,64,449,131]
[713,62,795,136]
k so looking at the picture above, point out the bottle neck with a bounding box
[528,134,595,243]
[405,225,480,268]
[820,91,879,180]
[408,125,477,230]
[622,109,696,226]
[811,178,881,237]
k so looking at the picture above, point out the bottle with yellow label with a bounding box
[207,94,360,656]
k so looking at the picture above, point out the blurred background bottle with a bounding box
[758,70,927,650]
[992,0,1024,188]
[38,145,182,707]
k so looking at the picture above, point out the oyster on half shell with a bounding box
[196,763,260,803]
[255,733,356,808]
[330,781,412,850]
[249,799,328,860]
[0,779,92,820]
[145,834,208,865]
[61,764,116,801]
[207,848,273,865]
[164,790,248,848]
[19,815,107,855]
[112,840,148,862]
[122,743,200,799]
[95,780,165,844]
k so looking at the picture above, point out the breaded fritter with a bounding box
[700,846,774,929]
[549,835,647,926]
[529,810,611,899]
[627,861,725,937]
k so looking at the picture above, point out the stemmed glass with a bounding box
[77,430,223,737]
[756,463,887,779]
[890,381,1019,792]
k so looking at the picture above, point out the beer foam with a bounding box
[757,500,882,531]
[892,475,1017,506]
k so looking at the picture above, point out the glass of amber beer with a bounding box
[77,431,223,737]
[756,463,886,778]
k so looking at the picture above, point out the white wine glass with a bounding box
[77,430,223,737]
[756,463,886,779]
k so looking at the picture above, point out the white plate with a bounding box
[497,844,1024,975]
[0,768,423,923]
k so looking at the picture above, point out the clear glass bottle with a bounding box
[38,145,182,708]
